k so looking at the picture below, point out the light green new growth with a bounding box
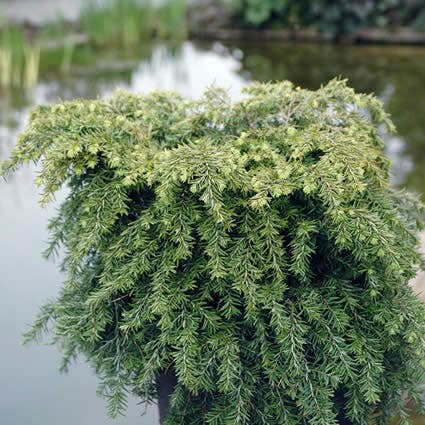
[3,80,425,424]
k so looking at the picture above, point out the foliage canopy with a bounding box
[3,80,425,424]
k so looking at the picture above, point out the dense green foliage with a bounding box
[3,80,425,424]
[224,0,425,36]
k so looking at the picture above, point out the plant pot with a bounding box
[156,368,178,424]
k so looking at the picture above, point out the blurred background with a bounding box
[1,1,425,424]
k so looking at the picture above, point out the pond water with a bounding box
[1,40,425,424]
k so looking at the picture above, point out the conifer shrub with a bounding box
[3,80,425,424]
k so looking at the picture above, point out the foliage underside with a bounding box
[3,79,425,424]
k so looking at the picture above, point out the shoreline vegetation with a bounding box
[189,0,425,45]
[190,26,425,44]
[0,0,187,90]
[1,0,425,90]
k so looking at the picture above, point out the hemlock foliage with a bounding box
[3,80,425,424]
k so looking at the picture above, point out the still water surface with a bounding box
[1,40,425,424]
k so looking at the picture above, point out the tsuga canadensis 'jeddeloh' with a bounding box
[3,79,425,424]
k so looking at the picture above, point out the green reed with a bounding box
[81,0,186,48]
[0,25,40,90]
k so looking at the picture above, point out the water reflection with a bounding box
[1,40,424,424]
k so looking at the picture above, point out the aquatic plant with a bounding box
[23,43,40,89]
[3,80,425,424]
[81,0,186,48]
[0,0,186,91]
[0,25,40,89]
[60,36,76,73]
[156,0,187,39]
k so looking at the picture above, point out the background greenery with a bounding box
[224,0,425,37]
